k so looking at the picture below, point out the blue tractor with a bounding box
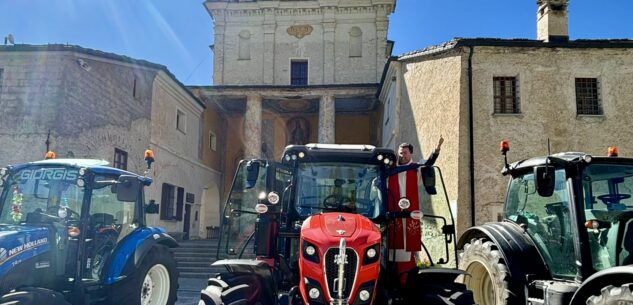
[0,156,178,305]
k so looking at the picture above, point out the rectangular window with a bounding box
[160,183,175,220]
[113,148,128,170]
[576,78,602,115]
[209,131,217,151]
[176,109,187,133]
[160,184,185,221]
[291,60,308,86]
[493,76,520,114]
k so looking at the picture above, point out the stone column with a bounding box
[213,23,226,85]
[244,94,262,159]
[322,11,336,83]
[376,14,389,82]
[263,17,276,84]
[318,95,335,143]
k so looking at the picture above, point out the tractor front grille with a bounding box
[324,248,358,299]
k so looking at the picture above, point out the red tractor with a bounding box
[199,144,473,305]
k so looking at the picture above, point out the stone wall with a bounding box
[470,46,633,224]
[0,50,154,170]
[397,51,469,233]
[147,72,222,238]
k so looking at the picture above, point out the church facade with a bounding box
[191,0,396,196]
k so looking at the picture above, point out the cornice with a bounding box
[208,4,393,19]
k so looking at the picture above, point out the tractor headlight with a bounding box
[79,167,86,176]
[308,288,320,299]
[359,290,371,301]
[76,178,85,187]
[267,192,280,204]
[398,198,411,210]
[298,152,305,159]
[363,244,380,265]
[302,240,320,264]
[377,154,384,161]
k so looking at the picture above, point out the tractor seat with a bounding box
[622,219,633,265]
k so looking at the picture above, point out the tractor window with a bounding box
[294,162,382,219]
[87,175,139,279]
[0,167,84,225]
[505,168,576,279]
[581,164,633,271]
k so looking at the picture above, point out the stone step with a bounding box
[174,251,217,258]
[177,261,217,267]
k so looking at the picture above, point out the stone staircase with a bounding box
[172,239,226,279]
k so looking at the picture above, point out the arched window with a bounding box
[238,30,251,60]
[349,27,362,57]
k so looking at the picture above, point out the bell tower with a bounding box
[537,0,569,42]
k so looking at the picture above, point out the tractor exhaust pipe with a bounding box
[334,238,348,305]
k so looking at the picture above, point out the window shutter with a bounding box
[160,184,170,220]
[176,187,184,221]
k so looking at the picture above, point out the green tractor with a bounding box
[458,142,633,305]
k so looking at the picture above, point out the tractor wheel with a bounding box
[458,238,512,305]
[0,287,70,305]
[586,284,633,305]
[199,278,257,305]
[111,245,178,305]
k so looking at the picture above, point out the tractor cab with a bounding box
[211,144,469,305]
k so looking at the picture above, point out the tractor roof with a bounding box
[504,152,633,175]
[281,144,396,166]
[10,159,151,183]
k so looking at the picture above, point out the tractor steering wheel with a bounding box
[597,194,631,205]
[323,195,352,209]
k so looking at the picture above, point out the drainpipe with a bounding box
[467,45,475,227]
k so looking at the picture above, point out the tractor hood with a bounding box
[301,212,380,242]
[0,225,50,277]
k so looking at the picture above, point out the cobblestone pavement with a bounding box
[176,277,207,305]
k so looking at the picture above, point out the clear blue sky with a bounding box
[1,0,632,86]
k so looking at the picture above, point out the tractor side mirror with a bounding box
[245,161,261,189]
[534,166,555,197]
[116,175,141,202]
[420,166,437,195]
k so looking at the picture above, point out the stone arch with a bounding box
[286,117,310,145]
[238,30,251,60]
[349,27,362,57]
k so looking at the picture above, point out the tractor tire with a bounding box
[110,244,178,305]
[0,287,70,305]
[199,277,260,305]
[586,283,633,305]
[458,238,513,305]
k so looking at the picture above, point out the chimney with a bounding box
[537,0,569,42]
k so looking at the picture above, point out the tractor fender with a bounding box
[102,227,177,285]
[569,266,633,305]
[132,233,178,268]
[457,222,550,286]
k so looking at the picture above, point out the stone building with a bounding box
[0,44,223,239]
[190,0,396,196]
[379,0,633,233]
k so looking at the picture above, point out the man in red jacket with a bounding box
[387,137,443,282]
